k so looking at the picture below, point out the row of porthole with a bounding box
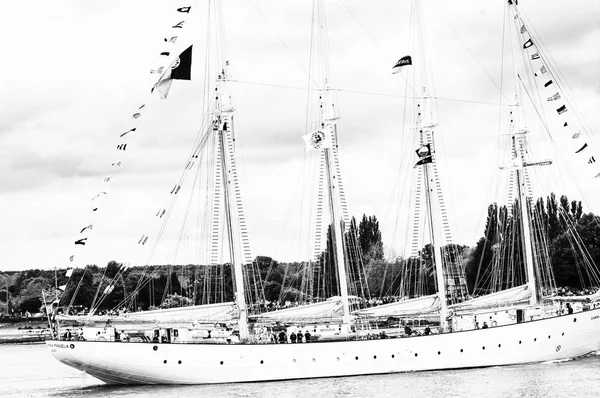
[160,329,571,365]
[162,360,182,364]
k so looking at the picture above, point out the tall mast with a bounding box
[415,96,448,331]
[216,71,248,338]
[505,1,552,306]
[322,87,351,325]
[312,0,351,324]
[410,0,449,331]
[209,0,251,339]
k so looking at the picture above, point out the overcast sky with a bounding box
[1,0,599,271]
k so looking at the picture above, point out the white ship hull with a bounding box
[47,310,600,385]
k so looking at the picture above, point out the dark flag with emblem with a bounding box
[392,55,412,74]
[152,45,193,99]
[414,143,433,167]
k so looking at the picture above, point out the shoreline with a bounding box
[0,320,52,344]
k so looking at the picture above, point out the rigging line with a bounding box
[497,3,508,158]
[516,71,600,222]
[517,8,597,139]
[431,1,509,103]
[338,0,375,45]
[245,0,317,86]
[228,78,506,106]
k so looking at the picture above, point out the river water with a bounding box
[1,343,599,397]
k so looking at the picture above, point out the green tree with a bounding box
[358,215,384,262]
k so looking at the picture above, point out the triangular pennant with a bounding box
[575,143,588,153]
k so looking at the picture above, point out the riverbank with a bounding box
[0,319,51,344]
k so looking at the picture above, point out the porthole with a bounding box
[498,344,501,348]
[163,360,167,364]
[220,361,224,365]
[414,353,418,357]
[391,354,395,359]
[574,318,577,323]
[153,346,158,351]
[355,356,359,360]
[562,332,565,336]
[482,346,485,350]
[460,349,463,353]
[260,360,264,364]
[534,338,537,342]
[519,340,522,344]
[548,335,551,339]
[178,360,182,365]
[437,351,441,355]
[373,355,377,359]
[312,358,316,362]
[336,357,340,361]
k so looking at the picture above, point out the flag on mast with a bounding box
[152,45,193,99]
[414,144,433,167]
[302,129,333,151]
[392,55,412,74]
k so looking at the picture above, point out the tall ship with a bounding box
[47,0,600,384]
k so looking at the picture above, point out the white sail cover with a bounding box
[549,290,600,303]
[450,285,531,312]
[58,302,238,324]
[354,294,440,318]
[252,298,344,322]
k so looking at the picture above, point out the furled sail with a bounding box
[58,302,237,324]
[354,294,440,318]
[252,298,345,322]
[450,285,531,312]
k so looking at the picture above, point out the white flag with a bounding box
[302,129,333,151]
[65,268,73,278]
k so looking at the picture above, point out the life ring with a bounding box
[491,321,498,327]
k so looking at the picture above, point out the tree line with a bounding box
[1,194,599,316]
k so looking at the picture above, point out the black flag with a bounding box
[152,45,193,98]
[171,45,193,80]
[177,6,191,13]
[172,21,185,29]
[392,55,412,73]
[74,238,87,246]
[414,144,433,167]
[523,39,534,49]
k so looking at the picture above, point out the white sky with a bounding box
[1,0,599,271]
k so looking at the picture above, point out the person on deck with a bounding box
[290,332,297,344]
[296,331,303,343]
[278,330,287,343]
[567,303,574,314]
[482,322,488,329]
[404,325,412,336]
[304,331,311,342]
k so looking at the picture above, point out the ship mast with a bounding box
[322,87,351,325]
[312,0,351,324]
[410,0,449,331]
[414,96,448,331]
[505,0,552,307]
[209,0,252,339]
